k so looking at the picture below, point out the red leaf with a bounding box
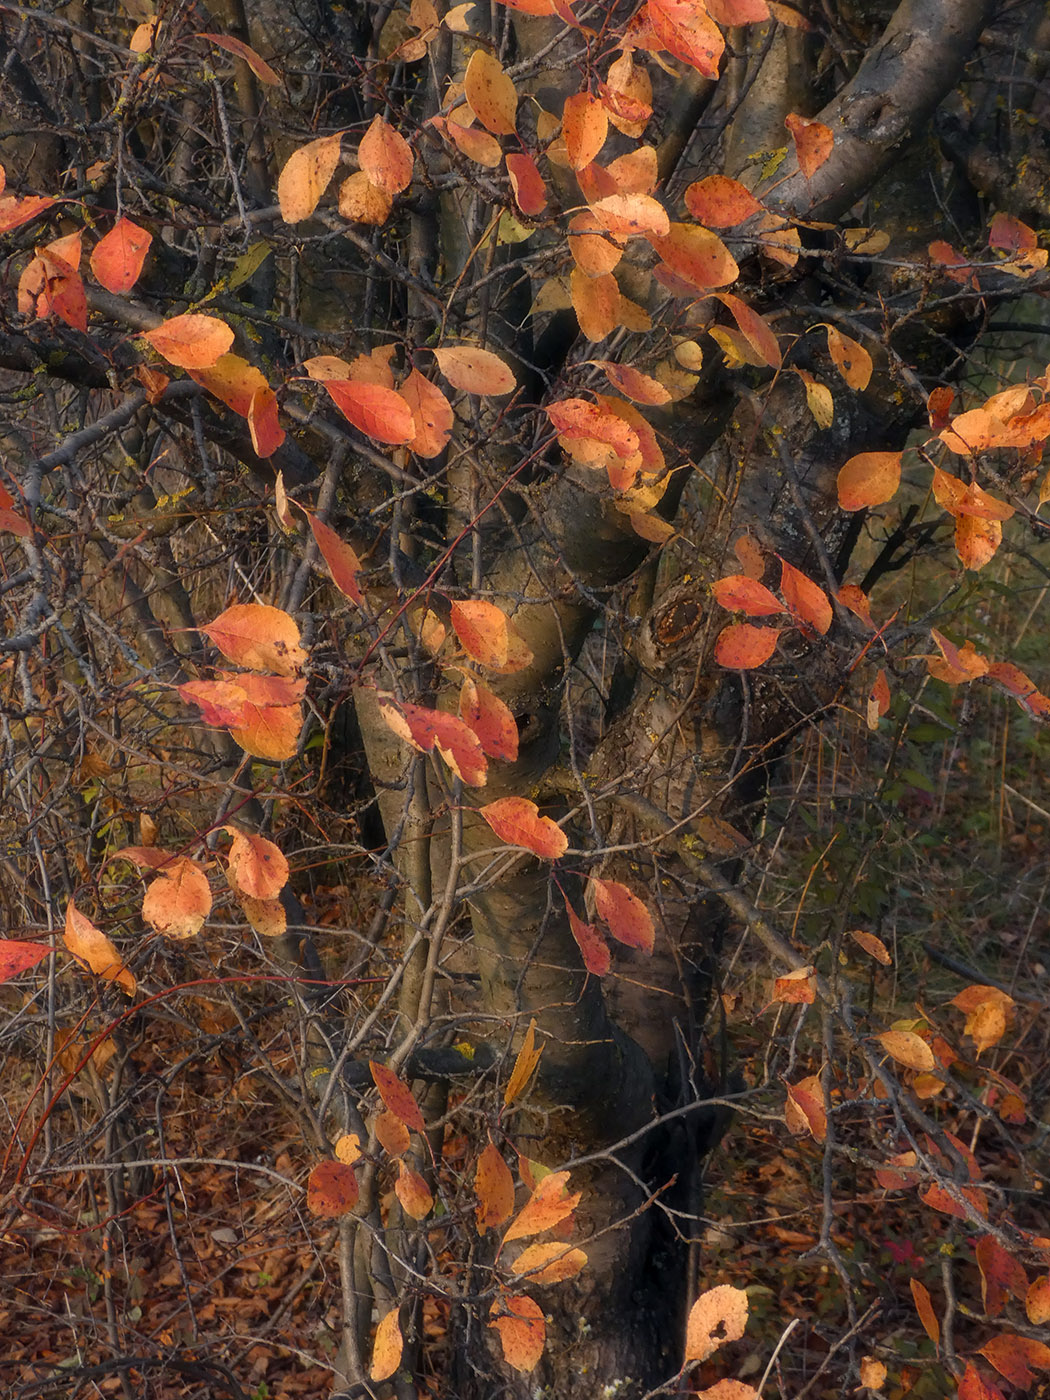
[475,1143,515,1234]
[401,369,454,457]
[649,223,739,292]
[247,385,284,459]
[979,1334,1050,1389]
[684,174,763,227]
[589,877,654,954]
[307,1159,359,1217]
[714,623,780,669]
[377,696,488,786]
[564,894,611,975]
[0,940,51,982]
[370,1060,425,1132]
[648,0,725,77]
[779,558,832,634]
[459,675,518,762]
[505,152,547,215]
[712,574,784,618]
[307,512,364,605]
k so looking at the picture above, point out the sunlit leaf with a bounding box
[480,797,567,859]
[370,1308,403,1382]
[143,314,234,370]
[684,1284,748,1363]
[278,133,342,223]
[90,217,152,294]
[307,1159,359,1216]
[201,603,306,676]
[370,1060,425,1132]
[489,1295,545,1372]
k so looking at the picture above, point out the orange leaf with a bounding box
[505,151,547,215]
[438,117,504,167]
[178,679,250,728]
[958,1363,1006,1400]
[650,223,739,291]
[239,895,286,937]
[848,929,891,964]
[955,514,1002,571]
[590,877,654,953]
[714,622,780,669]
[785,112,833,179]
[504,1018,543,1106]
[684,174,763,227]
[480,797,567,859]
[401,368,454,458]
[504,1170,580,1242]
[773,966,816,1004]
[562,91,608,170]
[322,380,414,443]
[648,0,724,77]
[278,133,342,223]
[143,314,235,369]
[307,512,364,605]
[451,599,526,670]
[476,1143,515,1233]
[370,1060,425,1132]
[201,603,306,676]
[374,1108,411,1157]
[976,1234,1029,1318]
[229,694,304,762]
[979,1334,1050,1389]
[433,345,516,396]
[463,49,517,136]
[224,827,288,900]
[1027,1275,1050,1326]
[684,1284,749,1363]
[0,193,56,234]
[459,675,518,762]
[189,353,268,417]
[142,858,212,939]
[877,1029,935,1072]
[337,171,393,224]
[836,450,901,510]
[90,217,152,294]
[706,0,769,20]
[247,385,284,459]
[307,1159,359,1217]
[369,1308,403,1382]
[779,557,832,635]
[592,360,671,405]
[785,1075,826,1141]
[564,895,610,975]
[377,696,488,786]
[0,940,51,982]
[931,467,1014,520]
[910,1278,940,1345]
[717,293,781,368]
[511,1241,588,1283]
[489,1295,545,1373]
[571,267,620,340]
[64,900,136,996]
[197,32,280,84]
[712,574,783,617]
[824,324,872,391]
[589,191,669,238]
[359,114,413,194]
[395,1159,434,1219]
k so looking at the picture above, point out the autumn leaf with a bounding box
[712,574,784,617]
[377,695,488,786]
[200,603,306,676]
[476,1142,515,1233]
[824,323,872,390]
[564,894,611,975]
[463,49,518,135]
[278,133,342,223]
[306,512,364,605]
[224,827,288,900]
[359,114,414,194]
[489,1295,545,1372]
[785,1075,826,1141]
[650,223,739,292]
[779,557,832,634]
[562,91,608,170]
[459,674,519,762]
[337,171,393,224]
[848,929,891,965]
[370,1309,403,1382]
[910,1278,940,1345]
[504,1170,580,1242]
[451,599,529,670]
[143,314,235,370]
[370,1060,425,1133]
[877,1029,935,1073]
[505,152,547,215]
[142,857,212,939]
[247,385,284,459]
[785,112,834,178]
[684,1284,749,1363]
[395,1159,434,1219]
[589,877,655,953]
[0,940,51,982]
[504,1018,543,1106]
[401,368,454,457]
[979,1334,1050,1389]
[510,1241,588,1284]
[307,1159,359,1217]
[591,360,671,405]
[714,622,780,669]
[480,797,567,860]
[197,32,280,85]
[976,1234,1029,1317]
[322,379,415,444]
[64,900,136,996]
[90,217,152,294]
[648,0,725,77]
[433,345,516,396]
